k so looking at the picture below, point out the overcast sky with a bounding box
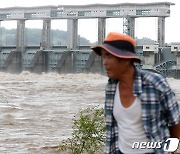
[0,0,179,43]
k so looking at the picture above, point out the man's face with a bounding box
[101,49,131,79]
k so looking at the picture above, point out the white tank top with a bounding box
[113,83,154,154]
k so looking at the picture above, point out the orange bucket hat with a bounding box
[91,32,141,63]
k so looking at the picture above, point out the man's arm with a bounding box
[169,123,180,154]
[169,122,180,138]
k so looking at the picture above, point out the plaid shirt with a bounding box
[104,69,180,154]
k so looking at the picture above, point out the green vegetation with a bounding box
[0,27,156,46]
[0,27,92,46]
[59,106,106,154]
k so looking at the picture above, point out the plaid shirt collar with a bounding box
[108,68,142,95]
[133,68,143,95]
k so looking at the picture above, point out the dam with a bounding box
[0,2,180,78]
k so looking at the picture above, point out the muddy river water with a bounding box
[0,72,179,153]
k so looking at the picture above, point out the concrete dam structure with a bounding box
[0,2,180,78]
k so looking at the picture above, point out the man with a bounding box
[91,32,180,154]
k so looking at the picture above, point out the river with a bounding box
[0,72,179,153]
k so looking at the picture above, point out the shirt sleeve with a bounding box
[161,80,180,127]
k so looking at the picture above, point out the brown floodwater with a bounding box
[0,72,179,153]
[0,72,107,153]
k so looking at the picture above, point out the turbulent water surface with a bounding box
[0,72,107,153]
[0,72,179,153]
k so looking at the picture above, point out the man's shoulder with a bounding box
[139,69,170,91]
[139,69,165,81]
